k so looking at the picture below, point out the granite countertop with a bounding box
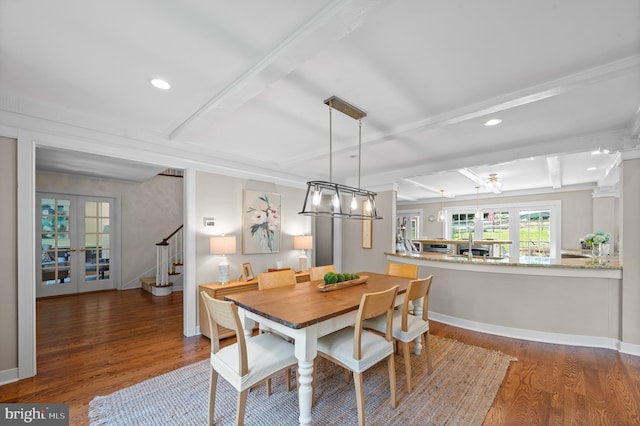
[386,251,622,270]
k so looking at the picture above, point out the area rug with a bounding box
[89,335,516,425]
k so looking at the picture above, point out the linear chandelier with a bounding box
[299,96,382,220]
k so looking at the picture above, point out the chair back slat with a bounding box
[353,285,398,360]
[386,262,418,279]
[309,264,336,281]
[258,269,297,290]
[402,276,433,330]
[200,291,248,375]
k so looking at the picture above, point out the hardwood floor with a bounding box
[1,289,639,425]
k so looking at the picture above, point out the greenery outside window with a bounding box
[444,201,560,258]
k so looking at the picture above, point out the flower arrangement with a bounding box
[581,231,612,247]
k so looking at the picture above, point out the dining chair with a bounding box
[363,276,434,393]
[309,264,336,281]
[385,262,418,279]
[257,269,297,290]
[200,291,297,426]
[315,285,399,426]
[257,268,297,393]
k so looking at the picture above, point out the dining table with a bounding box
[224,271,414,426]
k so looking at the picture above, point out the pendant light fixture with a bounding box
[437,189,446,222]
[485,173,502,194]
[474,186,481,221]
[299,96,382,220]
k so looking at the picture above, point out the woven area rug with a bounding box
[89,335,516,425]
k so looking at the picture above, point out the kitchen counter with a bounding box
[386,251,623,349]
[385,252,622,279]
[387,250,621,272]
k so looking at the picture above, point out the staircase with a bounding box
[141,225,183,296]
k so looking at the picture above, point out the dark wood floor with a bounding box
[1,289,639,425]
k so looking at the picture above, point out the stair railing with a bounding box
[155,225,184,287]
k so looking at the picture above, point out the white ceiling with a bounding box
[2,1,639,201]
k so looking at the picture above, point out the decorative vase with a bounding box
[592,243,603,258]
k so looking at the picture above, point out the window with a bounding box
[444,201,560,258]
[481,210,511,256]
[519,210,550,256]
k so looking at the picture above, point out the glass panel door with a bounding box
[38,196,75,296]
[80,198,113,291]
[37,193,116,297]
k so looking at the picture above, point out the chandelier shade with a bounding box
[299,180,380,219]
[299,96,382,220]
[485,173,502,193]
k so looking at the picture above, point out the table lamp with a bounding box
[210,235,237,284]
[293,235,313,271]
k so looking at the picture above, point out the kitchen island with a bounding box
[387,251,623,350]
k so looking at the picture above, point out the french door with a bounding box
[37,193,117,297]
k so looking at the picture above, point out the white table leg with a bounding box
[412,297,423,355]
[237,309,256,341]
[292,324,318,426]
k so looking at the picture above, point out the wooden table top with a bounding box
[224,272,410,329]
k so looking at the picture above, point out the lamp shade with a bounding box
[293,235,313,250]
[209,235,237,255]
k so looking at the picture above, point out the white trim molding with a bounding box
[431,312,625,353]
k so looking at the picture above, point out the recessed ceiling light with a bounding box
[150,78,171,90]
[591,147,610,155]
[484,118,502,126]
[587,167,597,171]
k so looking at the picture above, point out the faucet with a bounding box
[467,233,473,260]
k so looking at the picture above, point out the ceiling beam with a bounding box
[457,168,484,186]
[546,156,562,189]
[401,178,443,196]
[630,106,640,138]
[285,55,640,167]
[168,0,396,139]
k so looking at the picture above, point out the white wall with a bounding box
[36,172,183,287]
[195,172,310,285]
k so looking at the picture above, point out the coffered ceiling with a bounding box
[1,1,639,200]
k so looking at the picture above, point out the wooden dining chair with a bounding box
[315,285,399,426]
[309,264,336,281]
[257,269,297,290]
[200,291,297,426]
[363,276,434,393]
[385,262,418,279]
[257,268,297,393]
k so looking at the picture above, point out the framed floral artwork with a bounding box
[243,190,281,254]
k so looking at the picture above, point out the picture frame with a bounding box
[242,190,281,254]
[241,262,254,281]
[362,219,372,249]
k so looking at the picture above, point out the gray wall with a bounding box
[194,172,310,285]
[342,190,396,274]
[401,189,603,250]
[0,137,17,374]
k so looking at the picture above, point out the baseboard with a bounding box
[430,312,622,352]
[0,368,18,386]
[620,341,640,356]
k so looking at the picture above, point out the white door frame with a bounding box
[16,132,196,380]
